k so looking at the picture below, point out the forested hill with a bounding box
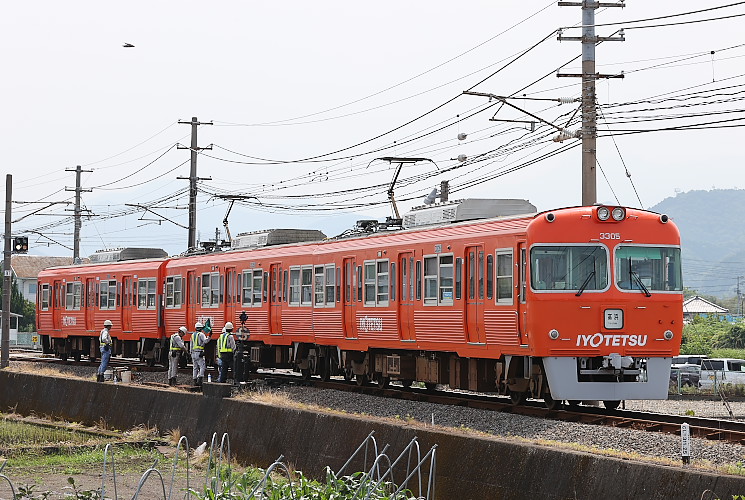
[648,189,745,298]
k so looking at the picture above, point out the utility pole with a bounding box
[65,165,92,263]
[2,174,11,368]
[177,117,213,251]
[557,1,625,206]
[737,275,744,318]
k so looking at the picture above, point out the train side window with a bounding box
[496,249,513,304]
[65,282,82,310]
[289,267,300,305]
[283,269,288,303]
[253,270,263,305]
[101,280,117,310]
[455,258,462,300]
[520,247,527,303]
[363,260,389,306]
[271,268,277,303]
[314,265,325,306]
[478,250,485,300]
[390,262,396,302]
[219,274,224,304]
[336,267,341,303]
[200,272,220,308]
[424,254,454,306]
[345,262,352,302]
[301,266,313,306]
[401,258,407,301]
[41,284,50,311]
[326,265,335,305]
[468,251,475,300]
[356,265,362,302]
[166,276,183,308]
[486,254,494,300]
[415,260,422,301]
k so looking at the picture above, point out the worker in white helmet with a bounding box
[168,326,188,386]
[217,322,236,383]
[96,319,113,382]
[191,321,211,387]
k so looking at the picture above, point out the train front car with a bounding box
[527,206,683,409]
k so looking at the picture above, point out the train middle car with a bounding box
[36,204,683,408]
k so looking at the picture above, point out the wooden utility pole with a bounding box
[558,1,625,206]
[178,117,213,251]
[65,165,92,264]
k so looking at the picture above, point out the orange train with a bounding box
[36,204,683,409]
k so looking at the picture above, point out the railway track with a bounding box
[9,349,745,445]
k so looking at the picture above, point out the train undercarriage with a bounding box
[42,334,654,410]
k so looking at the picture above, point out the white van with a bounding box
[699,358,745,389]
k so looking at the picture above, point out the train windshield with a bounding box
[530,245,608,292]
[615,246,682,292]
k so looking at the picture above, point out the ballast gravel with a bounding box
[14,361,745,471]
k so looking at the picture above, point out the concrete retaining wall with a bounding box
[1,371,744,499]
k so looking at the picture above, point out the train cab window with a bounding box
[615,246,682,292]
[423,254,454,305]
[166,276,183,308]
[242,270,264,307]
[100,280,117,310]
[65,282,82,310]
[41,284,50,311]
[530,245,608,292]
[496,250,514,303]
[364,260,389,306]
[137,278,157,310]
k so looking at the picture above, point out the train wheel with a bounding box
[567,400,581,408]
[377,376,389,389]
[343,369,354,382]
[543,393,560,410]
[147,357,156,368]
[424,382,437,391]
[301,368,311,380]
[60,353,68,362]
[510,391,526,405]
[73,352,81,363]
[401,379,413,388]
[603,400,621,411]
[320,359,331,382]
[355,374,367,386]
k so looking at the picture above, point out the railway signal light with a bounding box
[12,236,28,253]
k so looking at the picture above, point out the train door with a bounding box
[186,271,196,330]
[269,263,283,334]
[465,245,486,344]
[85,278,96,331]
[52,280,62,330]
[398,252,415,341]
[225,267,236,328]
[343,257,356,338]
[122,276,133,332]
[518,241,528,345]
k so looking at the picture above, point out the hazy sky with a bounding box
[3,1,744,257]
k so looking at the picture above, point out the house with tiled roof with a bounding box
[0,256,89,303]
[683,295,729,323]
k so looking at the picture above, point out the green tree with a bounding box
[681,315,730,355]
[0,277,36,331]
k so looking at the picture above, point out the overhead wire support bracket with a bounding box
[124,203,188,229]
[463,91,565,133]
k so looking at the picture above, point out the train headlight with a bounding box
[548,329,560,340]
[597,206,611,221]
[611,207,626,221]
[663,330,674,340]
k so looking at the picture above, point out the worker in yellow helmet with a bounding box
[217,322,236,383]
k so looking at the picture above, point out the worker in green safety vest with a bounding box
[217,322,236,383]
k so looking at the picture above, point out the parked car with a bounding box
[699,358,745,389]
[669,364,701,387]
[671,355,708,368]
